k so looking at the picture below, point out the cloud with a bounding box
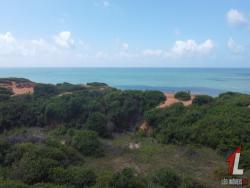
[0,32,16,44]
[227,38,244,54]
[0,32,17,56]
[121,42,129,51]
[166,39,214,58]
[0,32,217,67]
[0,31,78,58]
[53,31,74,48]
[95,51,109,58]
[227,9,248,26]
[143,49,162,57]
[103,0,110,7]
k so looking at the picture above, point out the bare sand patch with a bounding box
[0,81,34,95]
[159,93,195,108]
[12,82,34,95]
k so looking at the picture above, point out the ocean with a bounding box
[0,68,250,96]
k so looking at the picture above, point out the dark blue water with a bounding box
[0,68,250,96]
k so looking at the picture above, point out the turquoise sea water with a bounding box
[0,68,250,96]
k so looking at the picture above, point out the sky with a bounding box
[0,0,250,67]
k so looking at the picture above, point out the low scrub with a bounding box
[174,91,191,101]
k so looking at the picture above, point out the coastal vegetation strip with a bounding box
[0,78,249,188]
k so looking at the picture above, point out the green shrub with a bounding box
[71,130,103,157]
[0,140,10,164]
[44,94,86,124]
[111,168,146,188]
[0,179,29,188]
[8,154,58,184]
[0,95,46,131]
[174,91,191,101]
[0,94,10,101]
[49,167,69,185]
[56,82,85,93]
[0,78,31,84]
[4,142,82,168]
[0,87,13,95]
[3,143,36,166]
[87,82,108,87]
[34,84,58,97]
[50,166,96,188]
[143,90,166,110]
[33,183,67,188]
[152,168,181,188]
[95,171,113,188]
[218,92,237,99]
[86,112,109,137]
[193,95,214,105]
[240,149,250,169]
[182,177,205,188]
[68,166,96,188]
[144,91,250,153]
[104,90,165,131]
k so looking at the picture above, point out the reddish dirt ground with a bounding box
[0,81,34,95]
[159,93,195,108]
[11,82,34,95]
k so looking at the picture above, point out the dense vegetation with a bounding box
[192,95,214,105]
[0,78,32,84]
[0,87,13,101]
[145,92,250,168]
[174,91,191,101]
[0,82,165,132]
[0,78,249,187]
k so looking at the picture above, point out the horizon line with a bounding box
[1,67,250,69]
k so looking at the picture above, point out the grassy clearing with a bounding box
[2,128,248,188]
[85,133,228,187]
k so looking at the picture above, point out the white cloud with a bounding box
[0,32,16,44]
[166,39,214,58]
[0,32,17,56]
[0,32,217,66]
[143,49,162,57]
[0,31,89,67]
[227,38,244,54]
[29,39,59,56]
[0,31,77,58]
[103,0,110,7]
[53,31,74,48]
[227,9,248,26]
[95,51,109,58]
[121,42,129,51]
